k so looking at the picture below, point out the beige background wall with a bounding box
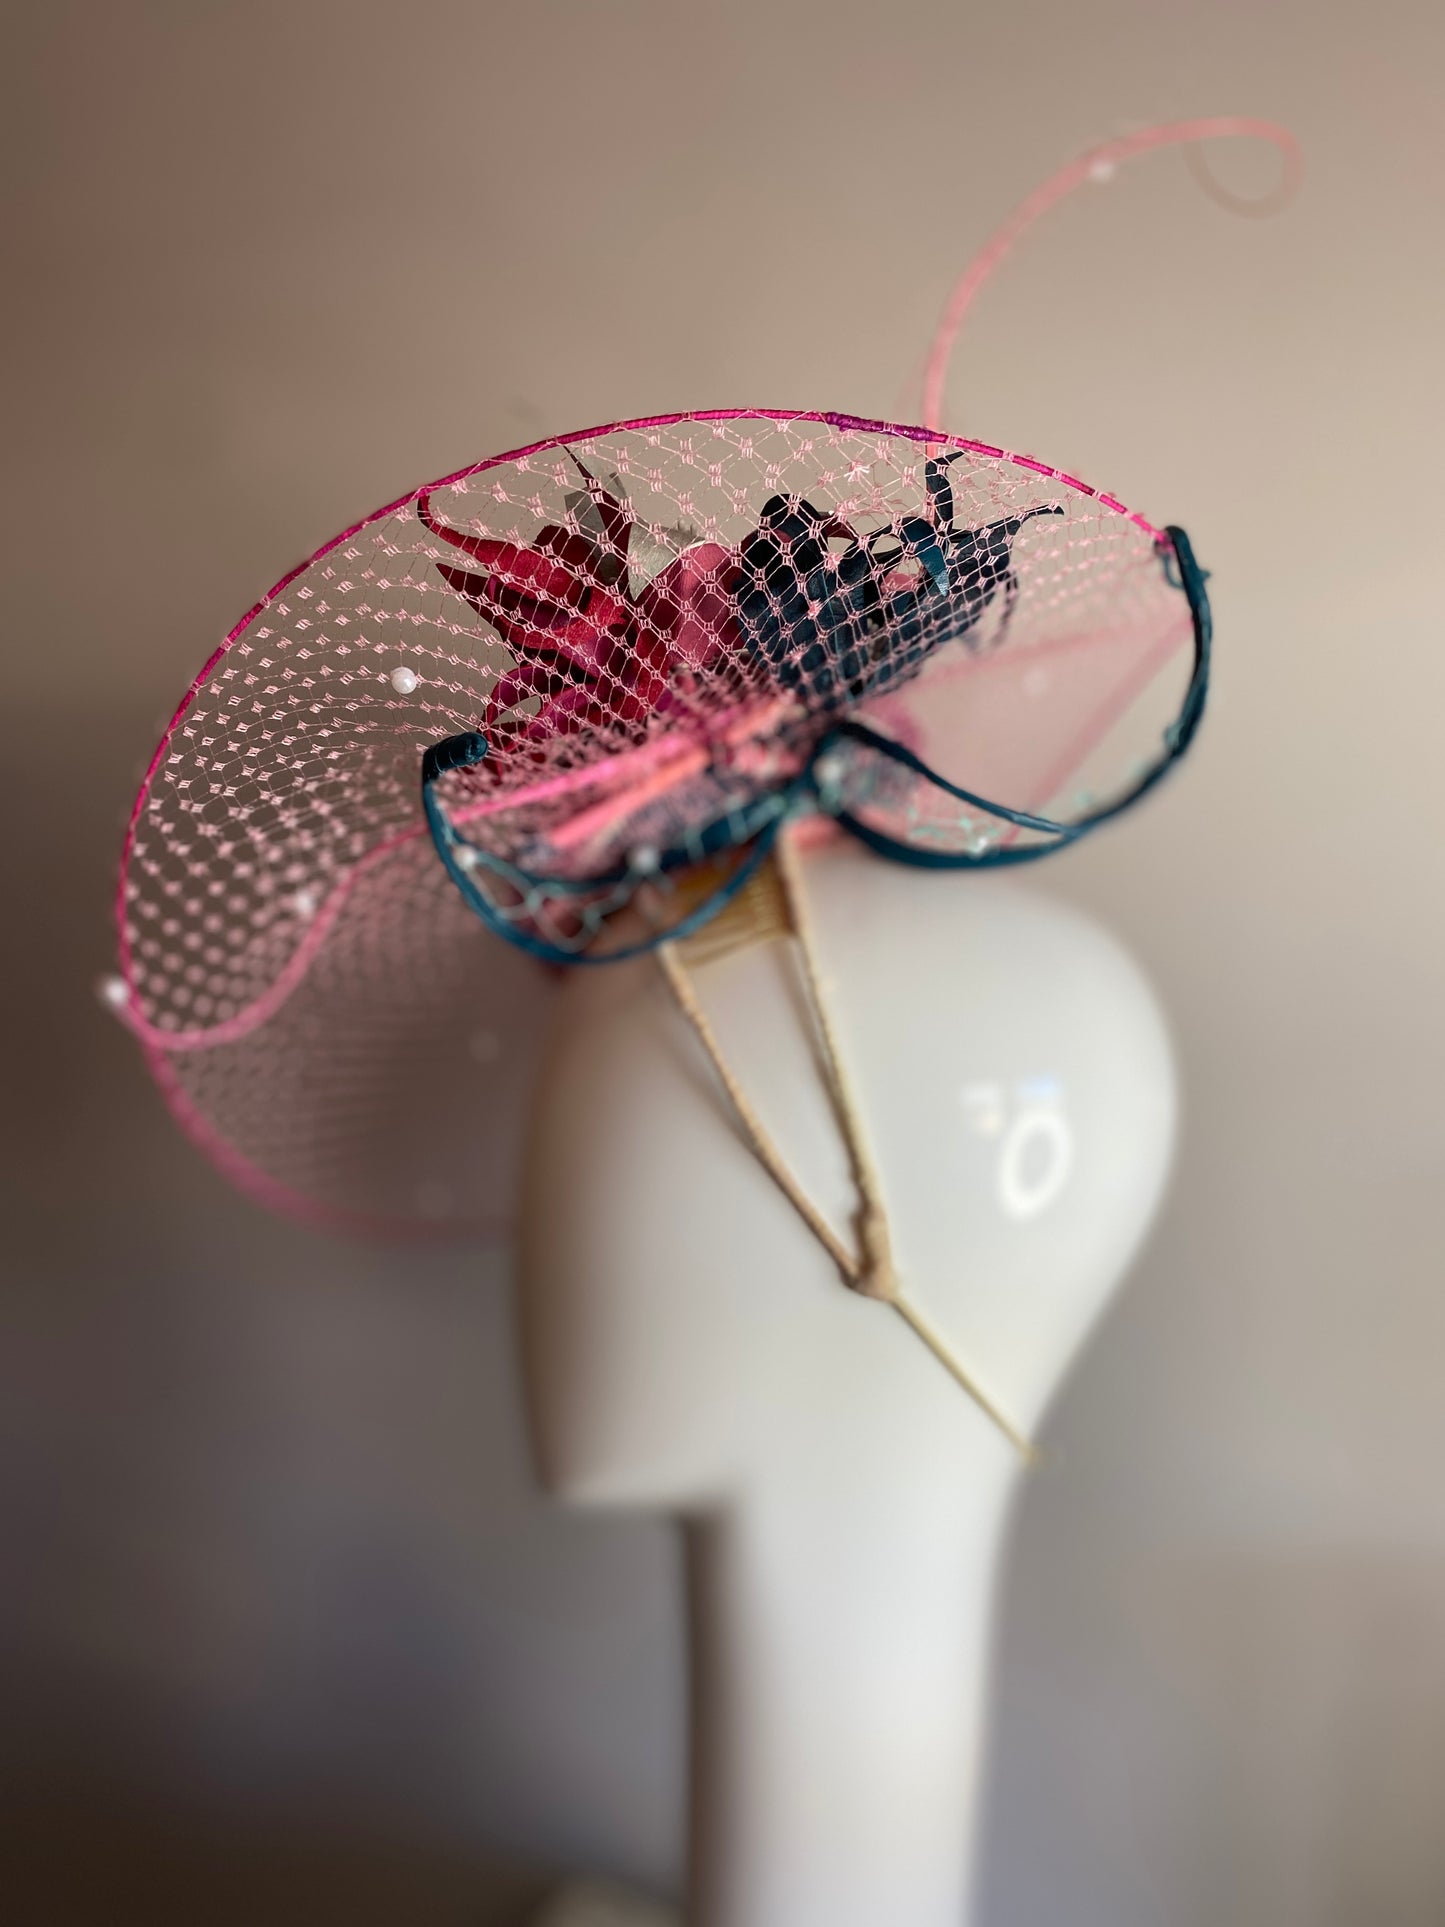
[4,1,1443,1920]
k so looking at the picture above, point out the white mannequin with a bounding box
[519,836,1176,1927]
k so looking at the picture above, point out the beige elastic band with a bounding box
[657,836,1036,1463]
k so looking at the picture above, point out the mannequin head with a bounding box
[518,839,1175,1507]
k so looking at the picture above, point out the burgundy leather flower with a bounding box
[418,457,747,766]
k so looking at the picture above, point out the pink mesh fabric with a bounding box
[118,410,1193,1231]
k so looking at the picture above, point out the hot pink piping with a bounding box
[447,691,804,833]
[452,730,702,826]
[920,117,1302,431]
[544,746,712,853]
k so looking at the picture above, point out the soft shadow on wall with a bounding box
[5,1,1445,1923]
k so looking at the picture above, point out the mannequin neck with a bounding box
[520,851,1179,1923]
[685,1437,1021,1927]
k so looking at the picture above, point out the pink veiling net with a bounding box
[119,413,1191,1231]
[114,119,1296,1234]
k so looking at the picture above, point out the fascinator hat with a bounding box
[111,119,1296,1443]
